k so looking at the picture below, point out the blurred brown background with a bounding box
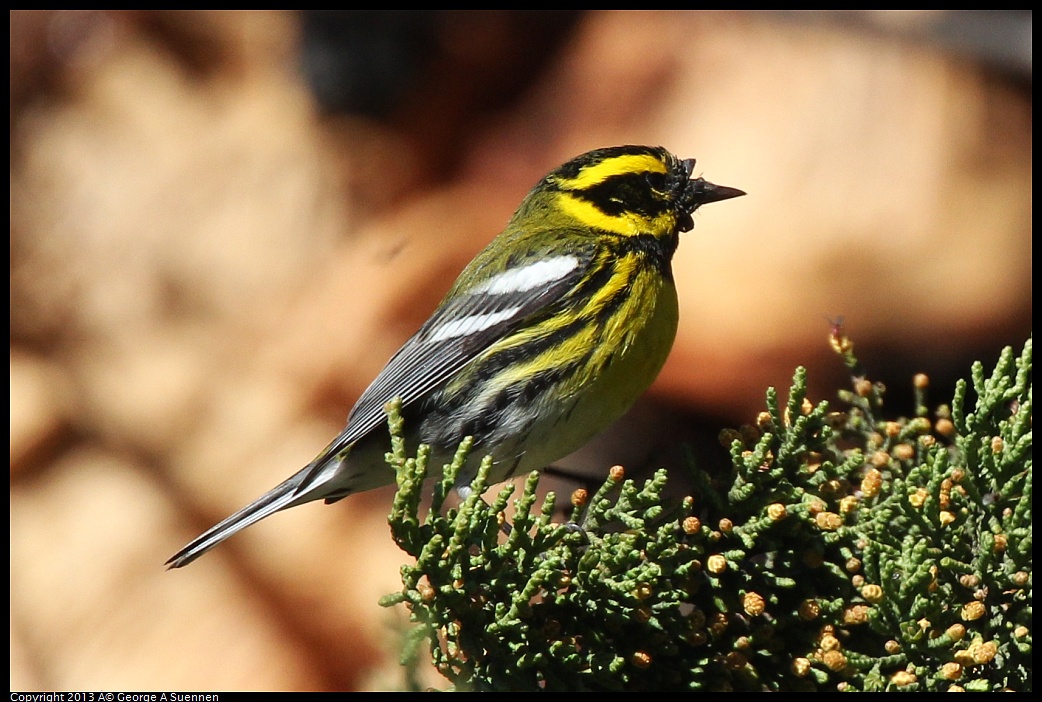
[9,10,1031,691]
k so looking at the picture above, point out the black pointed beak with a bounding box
[693,180,746,206]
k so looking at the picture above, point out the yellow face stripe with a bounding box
[555,153,668,190]
[550,151,678,236]
[556,192,677,236]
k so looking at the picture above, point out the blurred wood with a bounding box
[9,9,1031,692]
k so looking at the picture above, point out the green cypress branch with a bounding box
[381,335,1031,691]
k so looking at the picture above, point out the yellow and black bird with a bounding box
[167,145,743,568]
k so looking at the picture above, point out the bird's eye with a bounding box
[644,172,667,191]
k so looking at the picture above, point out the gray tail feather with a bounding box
[166,463,332,569]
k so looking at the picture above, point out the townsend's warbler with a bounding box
[167,145,743,568]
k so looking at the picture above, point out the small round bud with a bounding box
[609,465,625,481]
[935,418,956,437]
[682,516,701,534]
[767,503,787,521]
[630,651,652,669]
[913,373,929,389]
[819,633,841,651]
[417,581,436,601]
[718,518,733,533]
[961,601,986,621]
[884,639,901,654]
[570,488,588,508]
[821,649,847,672]
[959,574,980,589]
[862,467,884,497]
[946,623,966,641]
[815,512,843,531]
[842,604,869,625]
[791,657,812,677]
[829,327,854,354]
[799,599,820,621]
[890,670,917,686]
[909,487,928,508]
[939,662,962,681]
[970,640,997,665]
[861,584,884,603]
[892,443,915,461]
[855,378,873,397]
[742,592,766,616]
[707,554,728,574]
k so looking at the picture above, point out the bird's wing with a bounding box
[166,248,594,568]
[310,249,593,463]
